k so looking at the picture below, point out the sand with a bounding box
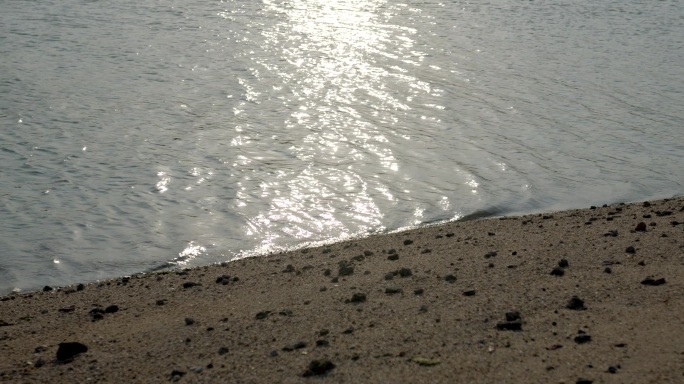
[1,197,683,383]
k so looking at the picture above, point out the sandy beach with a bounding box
[1,197,682,383]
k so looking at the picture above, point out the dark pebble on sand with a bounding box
[484,251,497,258]
[634,222,647,231]
[218,347,229,355]
[283,264,295,273]
[403,239,413,245]
[550,267,565,276]
[43,286,53,292]
[574,335,592,344]
[255,311,271,320]
[338,262,354,276]
[216,275,231,285]
[182,282,200,289]
[641,277,666,286]
[505,311,521,322]
[496,322,522,331]
[56,342,88,362]
[608,366,618,374]
[566,296,587,310]
[385,287,402,294]
[156,299,166,306]
[349,293,367,303]
[558,259,569,268]
[445,274,456,283]
[604,267,612,274]
[185,317,195,325]
[398,268,412,277]
[414,288,424,295]
[463,290,476,296]
[364,250,373,256]
[604,230,618,237]
[104,305,119,313]
[76,284,84,291]
[302,359,335,377]
[576,380,593,384]
[89,307,105,321]
[384,272,395,280]
[625,246,636,254]
[316,340,329,347]
[387,254,399,261]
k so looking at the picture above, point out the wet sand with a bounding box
[1,197,683,383]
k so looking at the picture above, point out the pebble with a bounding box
[566,296,587,310]
[56,342,88,362]
[349,293,367,303]
[574,335,592,344]
[641,277,666,286]
[302,359,335,377]
[445,275,456,283]
[625,246,636,254]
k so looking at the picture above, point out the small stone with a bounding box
[43,286,53,292]
[566,296,587,310]
[634,222,647,231]
[398,268,412,277]
[384,272,395,280]
[403,239,413,245]
[182,282,199,289]
[316,340,329,347]
[76,284,85,291]
[550,267,565,276]
[283,264,295,273]
[255,311,271,320]
[574,335,592,344]
[294,341,307,349]
[56,342,88,362]
[364,250,373,256]
[215,275,231,285]
[463,290,476,296]
[338,262,354,276]
[558,259,569,268]
[156,299,166,306]
[349,293,367,303]
[604,267,612,274]
[185,317,195,326]
[385,287,402,294]
[625,246,636,254]
[302,359,335,377]
[604,230,618,237]
[641,277,666,286]
[387,254,399,261]
[104,305,119,313]
[414,288,424,295]
[484,251,497,258]
[505,311,521,322]
[496,322,522,331]
[608,366,618,374]
[218,347,229,355]
[444,274,456,283]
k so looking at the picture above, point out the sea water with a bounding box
[1,0,683,293]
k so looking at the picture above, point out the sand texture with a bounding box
[1,198,683,383]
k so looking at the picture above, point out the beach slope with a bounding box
[1,198,683,383]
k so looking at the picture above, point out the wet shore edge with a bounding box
[1,197,683,383]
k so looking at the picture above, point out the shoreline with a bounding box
[1,197,683,383]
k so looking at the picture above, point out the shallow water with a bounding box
[1,0,683,293]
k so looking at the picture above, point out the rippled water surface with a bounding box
[2,0,683,293]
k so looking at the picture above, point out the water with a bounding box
[1,0,683,294]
